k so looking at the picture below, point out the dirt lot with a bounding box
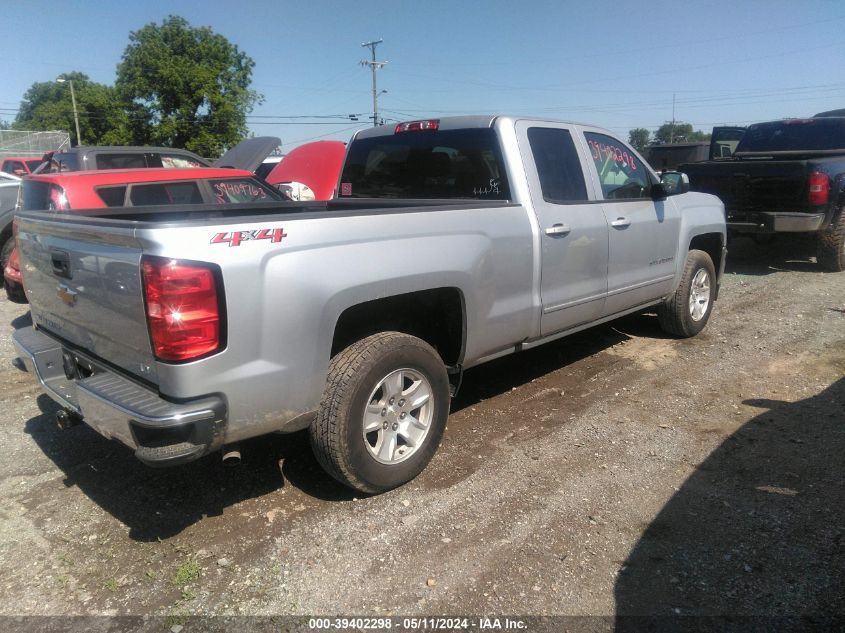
[0,237,842,625]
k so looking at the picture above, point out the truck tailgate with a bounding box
[16,216,157,383]
[686,160,808,211]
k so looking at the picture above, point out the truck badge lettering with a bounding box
[210,228,288,247]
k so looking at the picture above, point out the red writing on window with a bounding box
[213,181,267,203]
[588,140,637,171]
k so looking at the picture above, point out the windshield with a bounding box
[25,160,43,172]
[339,128,511,200]
[736,119,845,153]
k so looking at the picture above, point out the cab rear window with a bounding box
[736,119,845,153]
[339,128,510,199]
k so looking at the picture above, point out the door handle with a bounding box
[544,223,571,236]
[610,217,631,228]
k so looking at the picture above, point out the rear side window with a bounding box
[129,182,203,206]
[158,153,206,168]
[736,119,845,152]
[527,127,587,202]
[96,154,147,169]
[584,132,652,200]
[210,178,277,203]
[339,128,511,199]
[96,186,127,207]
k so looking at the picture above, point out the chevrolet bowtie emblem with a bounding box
[57,284,78,306]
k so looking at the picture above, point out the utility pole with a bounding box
[360,39,387,127]
[669,93,676,144]
[57,77,82,146]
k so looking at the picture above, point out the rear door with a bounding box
[516,121,608,336]
[580,129,679,315]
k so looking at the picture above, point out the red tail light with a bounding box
[142,256,224,362]
[808,171,829,206]
[395,119,440,134]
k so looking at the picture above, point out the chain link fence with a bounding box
[0,130,70,158]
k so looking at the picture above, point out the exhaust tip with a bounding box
[222,444,241,467]
[56,409,83,430]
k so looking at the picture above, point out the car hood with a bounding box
[213,136,281,171]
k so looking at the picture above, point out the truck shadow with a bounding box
[451,323,633,412]
[724,235,821,276]
[614,377,844,626]
[21,315,664,540]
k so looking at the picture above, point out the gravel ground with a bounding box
[0,236,842,624]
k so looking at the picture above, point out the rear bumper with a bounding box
[13,326,227,467]
[727,211,825,233]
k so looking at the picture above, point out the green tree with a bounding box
[654,121,711,144]
[13,72,132,146]
[628,128,651,152]
[115,15,262,157]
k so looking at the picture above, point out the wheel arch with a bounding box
[688,232,724,279]
[330,287,466,369]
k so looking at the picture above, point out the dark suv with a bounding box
[35,146,210,173]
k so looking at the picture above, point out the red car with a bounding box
[5,166,283,303]
[1,156,43,177]
[265,140,346,201]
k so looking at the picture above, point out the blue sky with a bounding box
[3,0,845,150]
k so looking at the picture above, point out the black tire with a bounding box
[310,331,450,494]
[0,235,13,273]
[658,249,716,338]
[817,209,845,272]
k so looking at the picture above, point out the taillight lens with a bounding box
[808,171,829,206]
[142,256,223,362]
[395,119,440,133]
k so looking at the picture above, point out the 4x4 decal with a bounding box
[210,228,287,247]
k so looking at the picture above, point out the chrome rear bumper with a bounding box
[13,326,227,466]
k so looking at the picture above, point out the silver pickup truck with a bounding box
[13,115,726,493]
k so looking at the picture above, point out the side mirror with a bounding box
[659,171,690,196]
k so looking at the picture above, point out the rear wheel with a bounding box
[310,332,450,494]
[658,249,716,337]
[817,208,845,272]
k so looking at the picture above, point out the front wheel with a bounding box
[310,332,450,494]
[658,249,716,337]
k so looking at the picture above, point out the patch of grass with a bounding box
[173,559,200,586]
[144,568,157,579]
[180,588,196,601]
[55,574,69,588]
[104,578,119,592]
[166,609,190,628]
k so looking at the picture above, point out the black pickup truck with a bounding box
[680,117,845,271]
